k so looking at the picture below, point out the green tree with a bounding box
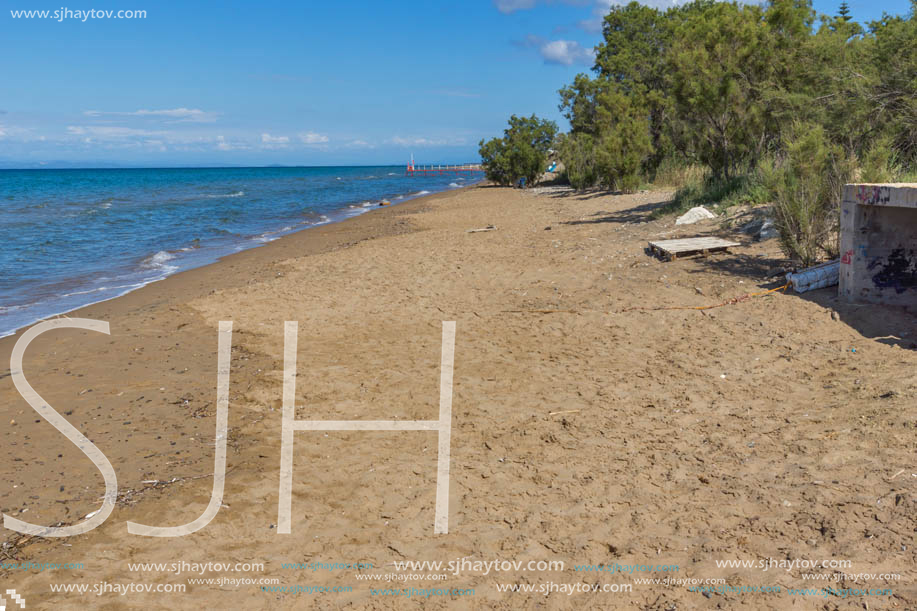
[557,132,598,190]
[838,1,851,21]
[478,115,558,186]
[558,74,606,137]
[592,1,677,174]
[593,87,653,191]
[868,3,917,165]
[667,2,774,179]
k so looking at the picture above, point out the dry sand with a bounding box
[1,184,915,610]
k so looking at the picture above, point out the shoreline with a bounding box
[0,180,477,341]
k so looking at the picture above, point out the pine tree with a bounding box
[838,1,851,21]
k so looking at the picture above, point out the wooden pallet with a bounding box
[648,237,740,261]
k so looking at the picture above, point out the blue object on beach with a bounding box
[547,161,557,172]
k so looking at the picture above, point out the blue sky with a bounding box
[0,0,912,167]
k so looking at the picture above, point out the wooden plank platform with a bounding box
[648,237,740,261]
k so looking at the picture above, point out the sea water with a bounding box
[0,166,478,337]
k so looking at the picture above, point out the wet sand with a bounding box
[1,183,915,609]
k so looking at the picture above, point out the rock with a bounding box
[742,215,778,241]
[758,219,778,240]
[742,217,765,235]
[675,206,716,225]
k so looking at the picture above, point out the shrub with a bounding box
[763,122,853,266]
[557,132,598,190]
[478,114,557,186]
[860,135,900,183]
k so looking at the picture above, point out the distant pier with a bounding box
[405,162,483,177]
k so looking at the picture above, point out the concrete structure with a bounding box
[839,183,917,305]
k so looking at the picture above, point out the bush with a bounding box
[860,135,900,183]
[557,132,598,190]
[763,122,853,266]
[478,115,557,186]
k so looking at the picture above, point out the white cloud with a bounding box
[347,139,374,148]
[299,131,329,144]
[494,0,536,13]
[83,108,218,122]
[0,126,6,138]
[540,39,595,65]
[261,133,290,145]
[67,125,163,138]
[515,34,595,66]
[215,135,247,151]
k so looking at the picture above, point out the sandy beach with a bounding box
[1,183,915,609]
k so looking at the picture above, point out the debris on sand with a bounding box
[675,206,716,225]
[786,260,839,293]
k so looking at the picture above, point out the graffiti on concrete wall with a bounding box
[856,185,892,206]
[868,248,917,293]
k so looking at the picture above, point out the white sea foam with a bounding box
[141,251,178,272]
[206,191,245,198]
[449,182,460,188]
[62,282,144,298]
[416,190,431,195]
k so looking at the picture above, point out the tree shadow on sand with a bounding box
[683,251,791,281]
[562,199,671,225]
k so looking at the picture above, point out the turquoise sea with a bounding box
[0,166,478,337]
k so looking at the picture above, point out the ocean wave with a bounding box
[415,190,431,196]
[449,182,460,188]
[62,282,145,298]
[140,250,177,271]
[205,191,245,198]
